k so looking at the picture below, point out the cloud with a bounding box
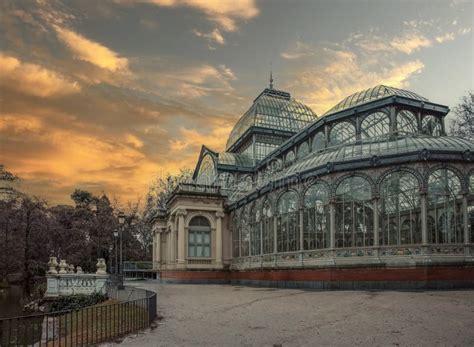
[281,41,317,60]
[54,25,129,72]
[117,0,259,31]
[0,53,81,97]
[435,32,456,43]
[125,134,145,148]
[389,33,432,54]
[193,28,225,45]
[352,32,432,55]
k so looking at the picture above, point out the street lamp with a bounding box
[118,212,125,276]
[113,229,119,275]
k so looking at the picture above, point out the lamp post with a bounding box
[118,212,125,276]
[113,229,119,275]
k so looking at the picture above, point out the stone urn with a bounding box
[76,266,83,274]
[47,257,58,274]
[68,264,75,273]
[58,259,68,274]
[96,258,107,275]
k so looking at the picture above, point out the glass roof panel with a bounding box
[226,88,317,150]
[323,85,429,116]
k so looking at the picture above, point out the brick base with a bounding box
[158,265,474,290]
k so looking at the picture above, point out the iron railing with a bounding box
[0,285,157,346]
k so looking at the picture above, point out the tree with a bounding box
[450,91,474,142]
[145,168,192,212]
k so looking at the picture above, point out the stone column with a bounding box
[373,197,379,247]
[176,209,187,266]
[329,199,336,249]
[420,190,428,245]
[463,194,469,245]
[215,211,225,265]
[156,230,162,267]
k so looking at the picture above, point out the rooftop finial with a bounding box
[269,62,273,89]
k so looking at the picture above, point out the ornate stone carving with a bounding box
[47,256,58,274]
[96,258,107,274]
[215,210,225,218]
[176,208,187,217]
[58,259,68,274]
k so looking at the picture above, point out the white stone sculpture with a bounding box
[76,266,83,274]
[47,257,58,274]
[58,259,68,274]
[96,258,107,274]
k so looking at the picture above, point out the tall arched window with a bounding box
[232,214,240,257]
[188,216,211,258]
[197,154,216,185]
[379,171,421,246]
[277,191,299,252]
[335,176,373,248]
[427,169,463,244]
[330,121,356,146]
[361,112,390,140]
[312,132,325,152]
[303,183,330,250]
[262,200,274,254]
[249,203,261,256]
[298,141,310,159]
[397,110,418,135]
[422,115,442,136]
[240,208,251,256]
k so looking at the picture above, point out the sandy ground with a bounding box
[112,281,474,347]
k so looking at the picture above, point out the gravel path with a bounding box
[113,281,474,346]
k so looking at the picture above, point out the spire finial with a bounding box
[269,62,274,89]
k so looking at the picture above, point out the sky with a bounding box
[0,0,473,206]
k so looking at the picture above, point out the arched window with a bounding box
[303,183,330,250]
[277,191,299,252]
[197,154,216,185]
[422,115,442,136]
[397,110,418,135]
[262,200,274,254]
[285,151,295,166]
[330,121,356,146]
[361,112,390,140]
[427,169,463,244]
[312,132,325,152]
[240,208,250,256]
[188,216,211,258]
[335,176,373,248]
[298,142,310,159]
[218,172,234,189]
[249,203,261,256]
[232,213,240,258]
[379,171,421,246]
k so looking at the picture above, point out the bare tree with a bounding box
[450,91,474,142]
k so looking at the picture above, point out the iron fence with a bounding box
[0,285,157,346]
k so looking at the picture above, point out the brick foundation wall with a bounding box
[158,265,474,289]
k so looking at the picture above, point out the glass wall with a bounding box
[277,191,299,252]
[312,132,325,152]
[422,115,443,136]
[262,200,274,254]
[303,183,330,249]
[197,154,216,185]
[397,110,418,135]
[379,171,421,245]
[361,112,390,140]
[250,203,261,255]
[298,141,310,159]
[427,169,463,244]
[240,209,250,256]
[469,174,474,243]
[335,176,373,247]
[330,121,356,146]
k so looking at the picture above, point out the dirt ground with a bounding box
[112,281,474,347]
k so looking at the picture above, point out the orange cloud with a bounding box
[0,53,80,97]
[119,0,259,31]
[54,26,129,72]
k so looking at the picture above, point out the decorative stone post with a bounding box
[96,258,107,274]
[76,266,83,274]
[176,208,187,267]
[47,257,58,274]
[155,229,162,268]
[215,210,225,265]
[58,259,68,274]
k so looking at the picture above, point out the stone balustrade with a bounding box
[45,257,109,297]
